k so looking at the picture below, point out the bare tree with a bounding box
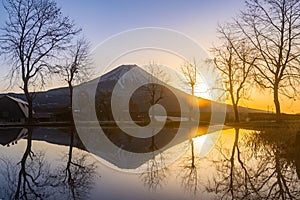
[235,0,300,121]
[143,61,170,121]
[180,58,199,122]
[0,0,80,123]
[56,38,91,122]
[212,25,256,122]
[181,59,197,96]
[144,61,170,103]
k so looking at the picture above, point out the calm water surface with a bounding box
[0,126,299,199]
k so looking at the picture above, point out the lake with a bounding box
[0,125,299,199]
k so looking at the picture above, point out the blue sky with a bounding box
[55,0,244,49]
[0,0,245,92]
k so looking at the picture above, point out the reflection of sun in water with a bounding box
[192,130,221,158]
[193,135,207,146]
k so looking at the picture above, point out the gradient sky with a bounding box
[0,0,298,113]
[55,0,244,50]
[0,0,244,88]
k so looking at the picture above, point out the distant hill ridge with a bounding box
[0,64,267,115]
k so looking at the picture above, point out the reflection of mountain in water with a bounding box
[32,128,85,150]
[0,126,299,199]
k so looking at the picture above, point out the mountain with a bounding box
[0,64,267,122]
[94,64,213,121]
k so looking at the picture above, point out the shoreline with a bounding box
[0,120,210,128]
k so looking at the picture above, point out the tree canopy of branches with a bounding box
[212,25,256,122]
[144,61,170,104]
[143,61,170,121]
[181,59,197,96]
[180,59,199,122]
[56,38,91,122]
[0,0,80,123]
[235,0,300,120]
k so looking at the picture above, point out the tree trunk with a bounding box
[189,85,195,122]
[191,139,195,168]
[24,82,33,124]
[69,85,73,108]
[233,104,239,123]
[273,84,281,122]
[191,85,194,96]
[28,100,33,124]
[229,89,239,122]
[68,82,74,124]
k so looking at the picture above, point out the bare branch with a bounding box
[0,0,80,122]
[234,0,300,119]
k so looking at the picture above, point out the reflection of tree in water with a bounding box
[140,135,167,191]
[139,64,171,191]
[0,128,98,200]
[0,129,56,199]
[177,139,200,197]
[208,128,259,199]
[1,152,54,199]
[206,127,300,199]
[57,128,97,199]
[246,127,300,199]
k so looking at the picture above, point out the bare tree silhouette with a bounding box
[235,0,300,121]
[55,38,92,122]
[181,59,197,97]
[180,59,198,121]
[212,25,256,122]
[0,0,80,123]
[143,61,170,122]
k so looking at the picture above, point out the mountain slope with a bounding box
[0,64,267,121]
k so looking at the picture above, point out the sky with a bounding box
[55,0,244,50]
[0,0,298,113]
